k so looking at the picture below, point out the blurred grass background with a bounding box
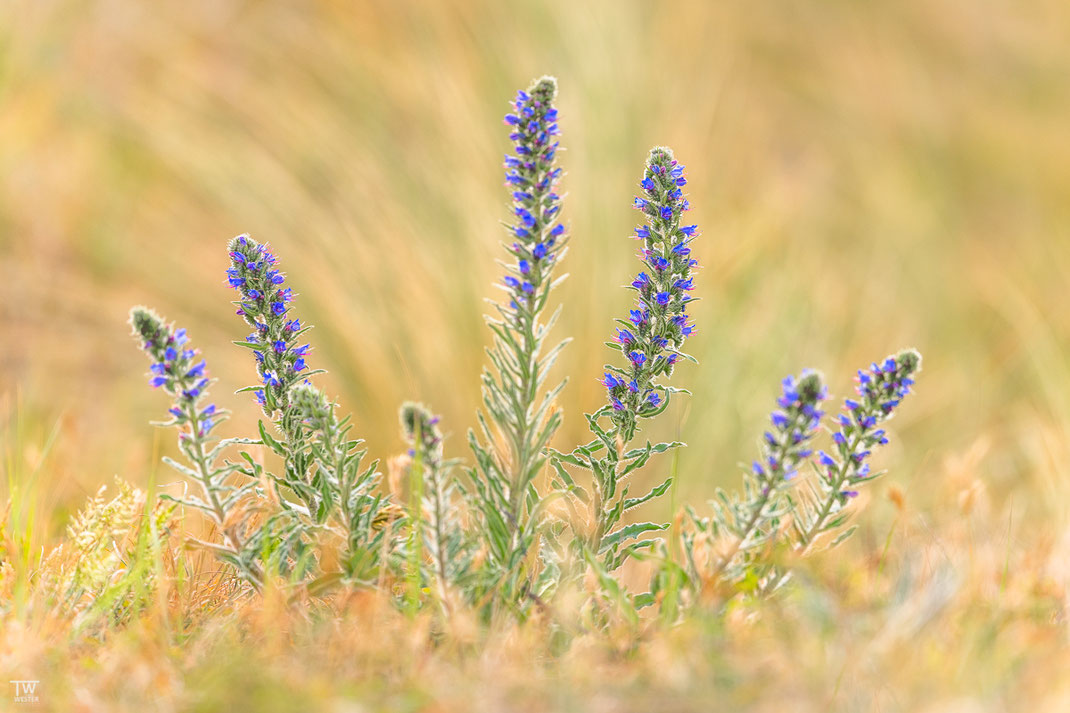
[2,0,1070,543]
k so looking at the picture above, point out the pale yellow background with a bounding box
[2,0,1068,534]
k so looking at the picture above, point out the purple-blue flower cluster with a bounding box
[752,371,827,483]
[130,307,217,440]
[603,147,698,436]
[225,234,312,413]
[500,77,565,314]
[815,349,922,498]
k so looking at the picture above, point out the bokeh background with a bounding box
[3,0,1070,540]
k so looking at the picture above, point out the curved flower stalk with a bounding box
[399,403,471,611]
[786,349,922,554]
[467,76,568,609]
[683,371,827,588]
[551,147,698,576]
[129,307,263,588]
[678,349,922,601]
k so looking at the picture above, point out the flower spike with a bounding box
[809,349,922,508]
[500,77,567,313]
[226,233,315,414]
[129,307,262,588]
[605,146,698,439]
[467,76,570,612]
[697,370,828,584]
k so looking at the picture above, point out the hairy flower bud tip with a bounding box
[897,348,922,375]
[648,146,675,164]
[400,401,444,464]
[290,383,332,425]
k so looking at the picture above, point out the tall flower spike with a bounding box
[468,76,569,611]
[225,233,318,414]
[500,76,566,312]
[605,146,698,440]
[549,147,697,577]
[129,307,261,588]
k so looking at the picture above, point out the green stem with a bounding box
[405,427,425,614]
[427,462,451,612]
[505,160,552,549]
[180,390,262,590]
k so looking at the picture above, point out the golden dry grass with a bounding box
[3,0,1070,710]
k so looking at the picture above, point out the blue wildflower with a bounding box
[602,147,699,434]
[226,234,315,412]
[751,372,828,483]
[817,350,922,503]
[131,308,220,437]
[499,77,565,312]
